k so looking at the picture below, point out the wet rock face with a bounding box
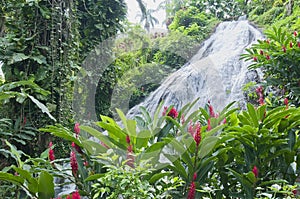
[127,19,264,117]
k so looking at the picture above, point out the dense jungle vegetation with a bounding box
[0,0,299,198]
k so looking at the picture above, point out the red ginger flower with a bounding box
[168,107,179,118]
[207,119,212,131]
[126,135,130,144]
[208,101,216,118]
[72,142,83,154]
[66,196,71,199]
[72,190,81,199]
[284,98,289,109]
[48,142,55,161]
[282,46,286,53]
[74,123,80,136]
[294,31,298,37]
[193,172,197,181]
[252,166,258,178]
[70,150,78,176]
[259,50,264,55]
[188,121,201,146]
[187,182,196,199]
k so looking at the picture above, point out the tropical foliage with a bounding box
[0,0,300,198]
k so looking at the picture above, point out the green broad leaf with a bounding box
[257,105,266,121]
[80,126,112,148]
[167,158,188,180]
[9,53,29,64]
[199,136,219,159]
[197,159,215,182]
[85,174,105,182]
[149,172,171,184]
[228,169,253,189]
[5,140,23,167]
[28,95,56,121]
[82,139,108,155]
[247,103,259,127]
[31,55,47,65]
[38,171,54,199]
[12,166,38,194]
[40,125,81,146]
[135,130,151,149]
[127,119,137,138]
[116,108,128,129]
[139,106,152,124]
[0,172,24,186]
[152,101,164,130]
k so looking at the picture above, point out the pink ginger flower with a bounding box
[72,190,81,199]
[207,119,212,131]
[258,97,265,105]
[223,117,227,124]
[74,123,80,137]
[188,121,201,146]
[162,106,168,116]
[252,166,258,178]
[284,98,289,109]
[48,142,55,162]
[181,114,185,125]
[70,150,78,176]
[208,101,215,118]
[187,173,197,199]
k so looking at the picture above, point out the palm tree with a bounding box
[135,0,159,32]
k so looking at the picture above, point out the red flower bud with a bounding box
[282,46,286,53]
[74,123,80,136]
[48,142,55,162]
[284,98,288,106]
[265,39,270,44]
[259,50,264,55]
[252,166,258,178]
[266,55,270,60]
[290,42,293,48]
[126,135,130,144]
[253,56,258,62]
[207,119,212,131]
[294,31,298,37]
[193,173,197,181]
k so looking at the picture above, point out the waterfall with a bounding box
[126,19,264,117]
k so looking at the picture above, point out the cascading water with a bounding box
[127,18,264,117]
